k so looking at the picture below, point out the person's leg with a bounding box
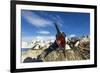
[37,41,58,60]
[62,49,66,58]
[44,47,54,58]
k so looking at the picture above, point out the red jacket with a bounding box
[56,34,66,48]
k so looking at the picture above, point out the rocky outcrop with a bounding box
[22,36,90,63]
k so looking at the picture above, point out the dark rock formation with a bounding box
[23,57,43,63]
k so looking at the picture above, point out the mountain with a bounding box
[22,35,90,62]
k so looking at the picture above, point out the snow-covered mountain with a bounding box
[22,39,54,49]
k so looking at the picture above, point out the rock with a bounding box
[77,37,90,59]
[65,44,71,50]
[37,49,84,62]
[23,57,33,63]
[37,50,66,62]
[22,36,90,62]
[23,57,43,63]
[66,49,83,60]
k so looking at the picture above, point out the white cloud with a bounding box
[22,36,34,42]
[37,30,50,35]
[22,10,53,27]
[69,34,76,38]
[36,36,55,41]
[22,35,55,42]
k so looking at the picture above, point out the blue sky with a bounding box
[21,10,90,41]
